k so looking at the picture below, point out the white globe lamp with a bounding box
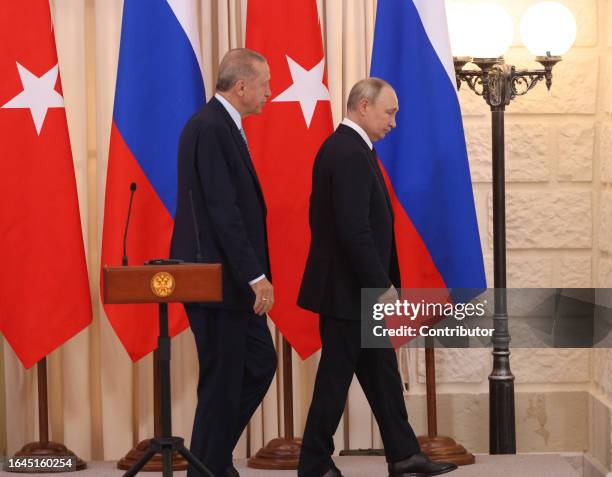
[470,3,514,59]
[520,1,576,57]
[446,2,476,58]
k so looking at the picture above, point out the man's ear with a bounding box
[234,79,246,97]
[359,97,369,116]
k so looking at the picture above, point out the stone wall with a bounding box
[590,0,612,472]
[404,0,612,471]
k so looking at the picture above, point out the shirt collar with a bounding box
[341,117,373,150]
[215,93,242,130]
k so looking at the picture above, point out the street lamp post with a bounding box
[448,0,577,454]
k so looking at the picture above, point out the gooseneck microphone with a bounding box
[189,189,203,262]
[122,182,137,266]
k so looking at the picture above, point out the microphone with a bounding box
[122,182,137,266]
[189,189,203,262]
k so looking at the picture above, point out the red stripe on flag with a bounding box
[379,163,447,290]
[101,122,188,361]
[379,163,450,348]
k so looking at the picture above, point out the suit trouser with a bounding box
[298,315,421,477]
[186,306,277,477]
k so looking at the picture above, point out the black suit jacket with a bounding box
[170,97,270,310]
[298,124,400,320]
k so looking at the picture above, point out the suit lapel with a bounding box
[230,125,263,189]
[371,148,394,218]
[210,98,266,212]
[337,125,394,219]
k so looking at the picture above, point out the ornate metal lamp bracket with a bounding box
[486,63,514,108]
[512,55,561,98]
[454,54,561,107]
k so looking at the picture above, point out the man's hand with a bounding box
[378,284,399,305]
[251,277,274,315]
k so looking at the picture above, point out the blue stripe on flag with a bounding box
[113,0,205,217]
[371,0,486,289]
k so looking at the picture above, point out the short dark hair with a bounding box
[346,77,393,111]
[215,48,267,92]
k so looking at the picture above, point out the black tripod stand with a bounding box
[123,300,213,477]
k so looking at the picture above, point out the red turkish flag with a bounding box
[245,0,334,358]
[0,1,92,368]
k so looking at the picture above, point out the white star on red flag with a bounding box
[272,55,330,128]
[1,62,64,135]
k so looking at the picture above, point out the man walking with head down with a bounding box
[171,48,277,477]
[297,78,457,477]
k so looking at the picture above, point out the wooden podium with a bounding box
[102,261,221,477]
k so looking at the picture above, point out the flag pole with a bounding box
[248,336,301,469]
[416,340,475,465]
[282,338,294,439]
[12,358,86,471]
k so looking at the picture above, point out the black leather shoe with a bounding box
[224,465,240,477]
[388,452,457,477]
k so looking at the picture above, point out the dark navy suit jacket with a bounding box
[170,97,270,310]
[298,124,400,320]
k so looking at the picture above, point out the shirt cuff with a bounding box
[248,274,266,286]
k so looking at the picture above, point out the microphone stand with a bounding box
[116,183,210,476]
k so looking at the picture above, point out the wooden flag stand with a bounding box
[247,337,301,469]
[10,357,87,472]
[417,341,474,465]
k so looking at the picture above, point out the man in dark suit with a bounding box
[297,78,457,477]
[170,48,277,477]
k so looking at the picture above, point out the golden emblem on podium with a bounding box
[150,271,176,298]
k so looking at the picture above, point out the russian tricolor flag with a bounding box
[371,0,486,297]
[101,0,205,361]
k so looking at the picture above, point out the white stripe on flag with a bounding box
[166,0,203,73]
[411,0,456,91]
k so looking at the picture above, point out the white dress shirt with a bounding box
[341,117,373,150]
[214,93,242,130]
